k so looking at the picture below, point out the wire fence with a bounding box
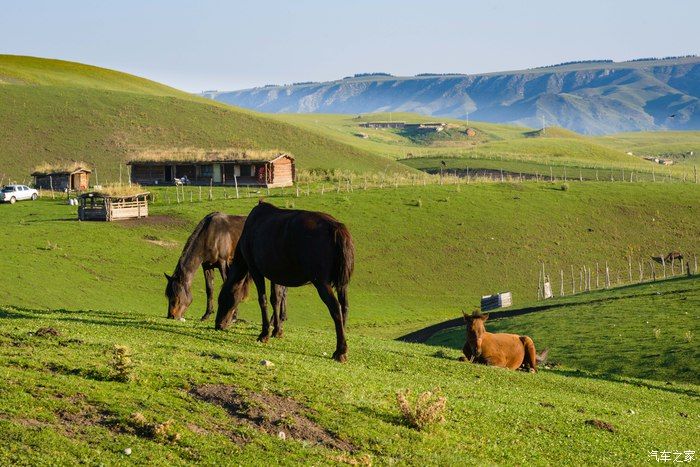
[537,254,699,300]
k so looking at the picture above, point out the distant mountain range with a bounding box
[203,57,700,135]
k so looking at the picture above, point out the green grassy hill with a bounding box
[427,277,700,385]
[270,112,698,181]
[0,182,698,463]
[1,182,698,337]
[0,55,409,182]
[596,131,700,166]
[1,301,698,465]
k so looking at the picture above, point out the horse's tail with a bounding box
[520,336,538,372]
[332,223,355,290]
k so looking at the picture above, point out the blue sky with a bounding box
[0,0,697,92]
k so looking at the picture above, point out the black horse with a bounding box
[216,201,354,362]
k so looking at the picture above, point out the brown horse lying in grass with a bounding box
[460,311,539,372]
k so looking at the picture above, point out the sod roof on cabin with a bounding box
[128,148,293,164]
[31,161,92,176]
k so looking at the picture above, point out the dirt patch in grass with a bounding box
[190,384,355,452]
[143,234,179,248]
[585,419,616,433]
[35,327,61,337]
[118,215,187,228]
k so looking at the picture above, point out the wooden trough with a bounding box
[78,192,149,221]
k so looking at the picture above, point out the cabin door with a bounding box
[164,165,173,182]
[212,164,222,184]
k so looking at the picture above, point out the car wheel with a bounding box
[9,197,16,204]
[31,193,38,201]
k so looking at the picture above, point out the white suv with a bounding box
[1,185,39,204]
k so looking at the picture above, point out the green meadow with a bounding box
[1,55,699,465]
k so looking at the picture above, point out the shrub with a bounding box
[110,345,135,382]
[129,413,181,442]
[653,328,661,339]
[561,183,570,191]
[684,330,693,342]
[396,388,447,430]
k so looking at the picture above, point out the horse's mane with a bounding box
[174,212,218,275]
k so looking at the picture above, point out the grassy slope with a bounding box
[1,303,698,465]
[0,55,409,182]
[269,112,698,178]
[596,131,700,165]
[427,277,700,385]
[1,183,698,338]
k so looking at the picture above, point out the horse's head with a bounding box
[463,310,489,353]
[164,272,192,320]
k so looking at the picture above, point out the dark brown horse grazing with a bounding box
[652,251,683,265]
[460,311,538,372]
[165,212,287,322]
[216,201,354,362]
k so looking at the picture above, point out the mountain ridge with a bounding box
[205,57,700,135]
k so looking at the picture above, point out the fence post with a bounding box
[628,256,633,283]
[695,255,698,274]
[560,269,564,296]
[571,265,576,294]
[661,255,666,279]
[639,260,643,282]
[605,262,610,288]
[595,262,600,289]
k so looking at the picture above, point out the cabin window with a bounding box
[239,164,255,177]
[198,165,213,178]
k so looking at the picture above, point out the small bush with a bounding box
[560,183,570,191]
[396,388,447,430]
[413,198,423,208]
[684,330,693,342]
[653,328,661,339]
[109,345,135,382]
[284,201,295,209]
[129,412,181,442]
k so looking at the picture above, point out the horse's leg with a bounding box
[216,261,249,330]
[270,282,284,338]
[520,336,538,373]
[218,260,228,282]
[336,285,349,327]
[314,281,347,363]
[279,286,288,322]
[250,271,271,343]
[200,267,215,321]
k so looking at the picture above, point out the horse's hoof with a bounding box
[458,356,468,362]
[257,335,270,343]
[332,352,347,363]
[272,329,284,338]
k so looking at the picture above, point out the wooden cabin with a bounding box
[32,167,91,191]
[78,192,149,221]
[127,151,295,188]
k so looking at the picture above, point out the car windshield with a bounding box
[1,186,16,192]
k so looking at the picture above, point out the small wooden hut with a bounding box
[32,163,92,191]
[78,191,149,221]
[127,149,295,188]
